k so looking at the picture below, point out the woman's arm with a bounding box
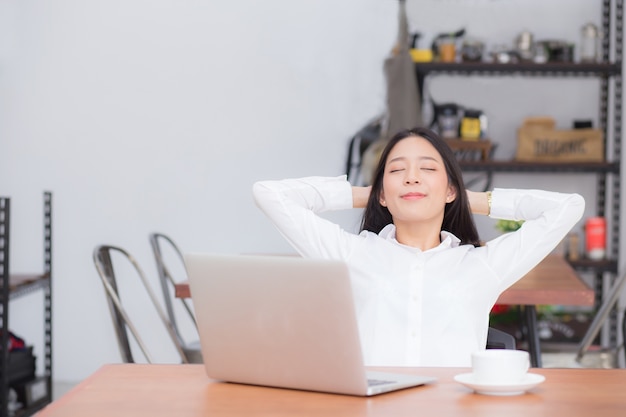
[482,188,585,290]
[252,176,358,259]
[352,186,372,209]
[466,190,490,216]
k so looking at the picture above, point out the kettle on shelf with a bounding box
[429,100,487,140]
[430,101,463,138]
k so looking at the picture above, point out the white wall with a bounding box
[0,0,622,383]
[0,0,396,382]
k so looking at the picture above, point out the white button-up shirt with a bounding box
[252,176,585,367]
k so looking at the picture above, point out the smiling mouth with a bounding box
[401,193,426,200]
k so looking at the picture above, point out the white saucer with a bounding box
[454,373,545,396]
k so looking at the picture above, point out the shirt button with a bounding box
[411,331,416,338]
[412,295,418,302]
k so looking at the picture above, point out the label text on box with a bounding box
[533,138,587,157]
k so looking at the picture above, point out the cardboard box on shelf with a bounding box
[516,117,604,162]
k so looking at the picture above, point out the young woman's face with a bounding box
[379,135,456,225]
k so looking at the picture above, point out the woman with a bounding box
[253,127,585,367]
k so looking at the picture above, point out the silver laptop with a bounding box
[184,253,436,396]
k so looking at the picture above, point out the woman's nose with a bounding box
[404,169,420,184]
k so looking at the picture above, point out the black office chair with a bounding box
[149,233,203,363]
[487,327,517,350]
[93,245,190,363]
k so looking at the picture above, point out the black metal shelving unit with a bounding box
[415,0,623,359]
[458,160,620,174]
[0,193,53,417]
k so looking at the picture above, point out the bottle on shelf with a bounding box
[585,217,606,260]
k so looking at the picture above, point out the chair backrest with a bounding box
[149,233,198,347]
[486,327,517,350]
[93,245,189,363]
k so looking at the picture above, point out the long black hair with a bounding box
[360,127,480,247]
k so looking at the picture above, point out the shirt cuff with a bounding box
[488,188,517,220]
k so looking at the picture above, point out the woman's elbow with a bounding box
[252,181,270,207]
[570,193,586,221]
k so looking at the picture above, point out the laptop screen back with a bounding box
[185,253,371,395]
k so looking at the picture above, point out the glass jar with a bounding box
[438,36,457,62]
[580,23,601,62]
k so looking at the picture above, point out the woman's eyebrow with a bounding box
[387,156,407,164]
[388,155,440,164]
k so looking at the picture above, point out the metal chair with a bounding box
[487,327,517,350]
[575,267,626,366]
[149,233,203,363]
[93,245,191,363]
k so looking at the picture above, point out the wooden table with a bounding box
[495,254,593,367]
[38,364,626,417]
[175,254,591,303]
[175,254,593,367]
[495,254,593,306]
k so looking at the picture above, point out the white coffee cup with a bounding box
[471,349,530,385]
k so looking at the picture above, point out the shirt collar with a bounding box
[379,224,461,252]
